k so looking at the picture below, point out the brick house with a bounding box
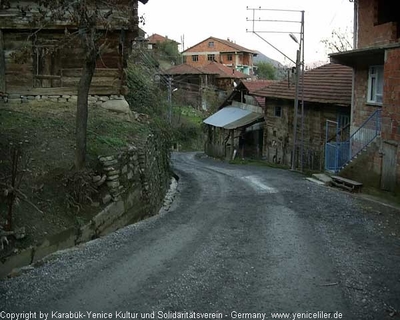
[330,0,400,191]
[182,36,256,76]
[146,33,180,51]
[254,63,352,170]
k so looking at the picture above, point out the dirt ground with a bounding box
[0,101,148,260]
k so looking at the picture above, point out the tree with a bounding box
[156,40,181,65]
[254,62,276,80]
[321,27,353,54]
[19,0,146,169]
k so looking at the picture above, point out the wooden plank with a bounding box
[0,30,5,93]
[33,75,62,80]
[331,175,363,186]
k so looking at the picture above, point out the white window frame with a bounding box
[367,65,384,104]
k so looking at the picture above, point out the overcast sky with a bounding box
[139,0,354,66]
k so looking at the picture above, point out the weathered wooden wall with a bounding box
[0,0,140,96]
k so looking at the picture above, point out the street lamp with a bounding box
[289,33,299,44]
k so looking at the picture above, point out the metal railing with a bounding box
[325,109,381,173]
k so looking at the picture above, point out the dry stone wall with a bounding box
[0,133,172,278]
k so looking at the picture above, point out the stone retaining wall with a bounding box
[2,94,125,105]
[0,133,172,279]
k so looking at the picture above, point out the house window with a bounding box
[183,56,187,63]
[227,54,233,61]
[208,41,214,48]
[367,65,384,104]
[274,106,282,117]
[33,45,61,88]
[207,54,215,61]
[192,55,199,62]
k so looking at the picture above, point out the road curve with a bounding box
[1,152,400,320]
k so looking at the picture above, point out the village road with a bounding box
[1,152,400,320]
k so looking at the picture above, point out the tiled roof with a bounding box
[163,64,207,75]
[210,37,256,54]
[243,80,276,94]
[182,36,255,54]
[200,62,249,79]
[147,33,180,44]
[163,62,250,79]
[253,63,352,106]
[243,80,276,108]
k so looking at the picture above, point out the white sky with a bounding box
[139,0,354,66]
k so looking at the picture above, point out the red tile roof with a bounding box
[243,80,277,94]
[254,63,352,106]
[243,80,276,108]
[163,64,207,75]
[147,33,180,44]
[210,37,256,54]
[200,62,249,79]
[182,36,255,54]
[163,62,250,79]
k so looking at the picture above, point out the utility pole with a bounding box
[246,7,305,171]
[299,11,305,172]
[292,49,300,171]
[168,76,172,124]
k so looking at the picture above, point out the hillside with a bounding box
[253,51,288,80]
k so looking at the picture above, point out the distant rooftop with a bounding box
[147,33,180,45]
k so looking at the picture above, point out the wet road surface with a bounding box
[1,152,400,319]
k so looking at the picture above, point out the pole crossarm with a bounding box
[246,7,305,171]
[250,32,296,65]
[246,7,303,13]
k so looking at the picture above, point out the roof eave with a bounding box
[329,44,400,66]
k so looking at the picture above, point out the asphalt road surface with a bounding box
[1,152,400,320]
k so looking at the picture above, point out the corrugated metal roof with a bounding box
[203,107,263,129]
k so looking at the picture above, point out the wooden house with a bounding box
[163,62,249,110]
[203,80,270,159]
[0,0,148,99]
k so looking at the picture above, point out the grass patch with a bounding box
[0,101,151,256]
